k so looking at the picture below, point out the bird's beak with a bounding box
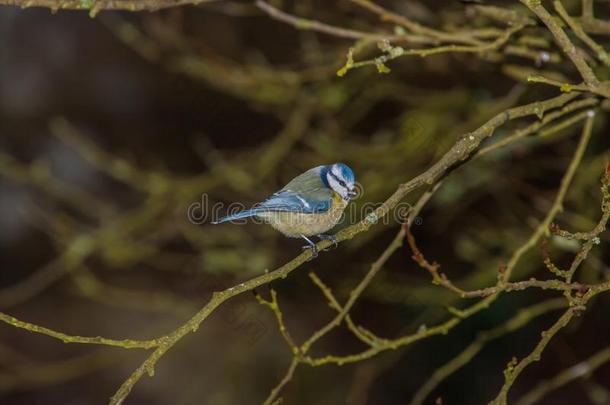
[347,189,357,200]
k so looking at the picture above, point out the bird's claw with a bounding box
[302,244,318,260]
[317,234,338,250]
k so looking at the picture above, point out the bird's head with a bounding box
[325,163,357,201]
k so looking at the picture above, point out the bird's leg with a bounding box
[317,234,338,250]
[300,234,318,260]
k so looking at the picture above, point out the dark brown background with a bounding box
[1,1,609,404]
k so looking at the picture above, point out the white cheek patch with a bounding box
[327,174,348,198]
[327,174,342,194]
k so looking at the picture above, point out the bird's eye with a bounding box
[339,180,346,187]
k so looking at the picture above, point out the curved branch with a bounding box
[0,312,157,349]
[0,0,217,14]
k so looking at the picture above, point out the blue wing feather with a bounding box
[258,190,331,213]
[213,166,334,224]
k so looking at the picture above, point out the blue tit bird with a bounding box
[213,163,357,258]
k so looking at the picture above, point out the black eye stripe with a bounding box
[329,172,346,187]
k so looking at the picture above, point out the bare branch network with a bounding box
[1,0,610,404]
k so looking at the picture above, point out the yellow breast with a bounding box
[258,192,348,238]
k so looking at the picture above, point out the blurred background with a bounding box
[1,0,610,404]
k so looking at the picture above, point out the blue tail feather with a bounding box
[212,209,263,224]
